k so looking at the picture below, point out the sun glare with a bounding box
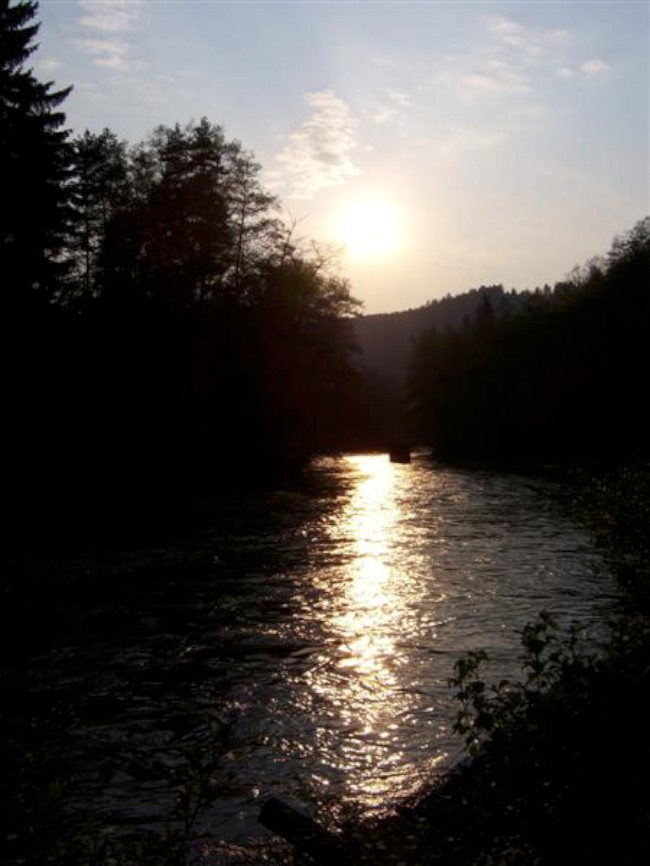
[337,199,401,260]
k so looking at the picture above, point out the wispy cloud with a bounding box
[580,58,610,77]
[487,15,570,62]
[368,13,602,160]
[486,15,611,85]
[36,58,62,73]
[557,58,610,79]
[275,90,360,199]
[372,87,412,124]
[434,18,546,101]
[461,59,530,95]
[74,0,143,70]
[78,0,142,33]
[76,80,111,102]
[74,37,130,70]
[447,14,612,103]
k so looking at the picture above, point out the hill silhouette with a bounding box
[353,284,528,384]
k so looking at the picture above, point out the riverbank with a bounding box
[296,461,650,866]
[309,617,649,866]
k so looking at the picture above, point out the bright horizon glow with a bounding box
[337,199,402,261]
[36,2,649,314]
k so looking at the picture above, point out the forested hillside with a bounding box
[354,284,520,384]
[3,0,647,483]
[408,218,650,464]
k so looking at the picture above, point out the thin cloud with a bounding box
[580,59,610,77]
[76,80,111,102]
[487,17,610,83]
[557,58,610,80]
[276,89,360,199]
[373,106,395,124]
[78,1,143,33]
[372,87,412,124]
[36,58,62,73]
[387,88,411,108]
[462,59,530,95]
[449,16,559,99]
[456,15,613,100]
[75,0,143,70]
[379,16,573,154]
[487,15,570,62]
[488,16,528,49]
[74,37,130,70]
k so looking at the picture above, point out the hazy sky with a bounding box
[36,0,648,313]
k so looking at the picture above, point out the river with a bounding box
[5,451,618,853]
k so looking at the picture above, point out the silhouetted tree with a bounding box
[0,0,73,308]
[67,128,129,305]
[1,1,83,486]
[96,120,283,312]
[59,119,363,471]
[408,219,650,465]
[253,253,361,458]
[1,3,363,481]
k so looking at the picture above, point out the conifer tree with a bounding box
[68,128,129,305]
[0,0,73,307]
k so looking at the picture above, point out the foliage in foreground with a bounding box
[577,462,650,614]
[319,610,648,866]
[321,465,650,866]
[0,705,291,866]
[5,605,647,865]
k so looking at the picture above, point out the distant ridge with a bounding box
[353,284,527,382]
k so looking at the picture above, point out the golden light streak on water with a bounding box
[282,452,613,813]
[334,455,399,689]
[304,453,447,804]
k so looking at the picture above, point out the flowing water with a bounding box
[5,452,618,850]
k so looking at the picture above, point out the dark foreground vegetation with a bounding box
[283,464,650,866]
[2,2,649,864]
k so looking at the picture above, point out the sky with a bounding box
[35,0,649,314]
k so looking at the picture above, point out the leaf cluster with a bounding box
[449,612,598,758]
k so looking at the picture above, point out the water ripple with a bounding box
[9,451,618,843]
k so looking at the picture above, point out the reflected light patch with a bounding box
[304,452,438,806]
[333,455,398,680]
[350,557,389,607]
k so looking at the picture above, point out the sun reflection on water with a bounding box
[333,455,400,677]
[305,453,447,804]
[255,450,612,822]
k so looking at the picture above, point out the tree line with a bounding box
[2,1,364,487]
[4,1,647,487]
[408,217,650,465]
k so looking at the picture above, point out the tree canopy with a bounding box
[4,1,648,479]
[0,0,73,307]
[2,2,363,482]
[408,218,650,465]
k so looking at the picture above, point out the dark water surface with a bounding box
[4,453,618,849]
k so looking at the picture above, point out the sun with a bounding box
[337,198,401,260]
